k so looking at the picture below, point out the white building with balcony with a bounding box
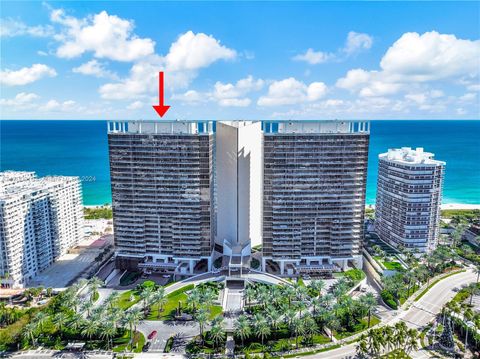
[375,147,445,252]
[0,171,84,288]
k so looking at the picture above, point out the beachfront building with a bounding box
[0,171,84,288]
[375,147,445,253]
[262,121,370,275]
[108,120,370,277]
[108,121,215,274]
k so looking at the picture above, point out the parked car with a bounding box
[147,330,157,340]
[142,342,151,352]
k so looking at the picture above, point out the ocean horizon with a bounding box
[1,119,479,206]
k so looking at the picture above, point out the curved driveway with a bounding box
[307,268,476,359]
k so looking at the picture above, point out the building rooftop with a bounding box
[379,147,446,166]
[0,171,79,201]
[108,119,370,135]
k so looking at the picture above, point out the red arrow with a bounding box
[152,71,170,118]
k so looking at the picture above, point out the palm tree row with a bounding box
[21,277,142,351]
[236,279,378,352]
[356,322,419,358]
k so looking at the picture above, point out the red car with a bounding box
[147,331,157,340]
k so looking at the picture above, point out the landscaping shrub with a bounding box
[381,290,398,309]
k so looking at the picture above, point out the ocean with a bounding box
[1,120,479,205]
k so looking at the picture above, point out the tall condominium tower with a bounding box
[215,122,263,272]
[375,147,445,252]
[262,121,370,275]
[0,171,83,288]
[108,121,215,274]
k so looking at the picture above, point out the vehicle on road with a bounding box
[148,331,157,340]
[142,342,151,352]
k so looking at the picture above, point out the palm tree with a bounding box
[81,319,100,340]
[196,307,210,345]
[88,277,104,301]
[405,328,418,354]
[34,311,49,332]
[244,286,256,306]
[309,279,325,297]
[209,317,226,350]
[53,312,69,333]
[234,314,251,347]
[140,286,154,313]
[267,308,281,330]
[80,300,94,318]
[255,315,271,345]
[186,288,201,314]
[101,321,117,349]
[302,315,317,345]
[326,316,340,340]
[356,336,368,358]
[360,293,377,328]
[123,308,143,350]
[290,317,305,349]
[153,287,167,313]
[23,322,37,347]
[105,291,121,310]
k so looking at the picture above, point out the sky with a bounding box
[1,1,479,120]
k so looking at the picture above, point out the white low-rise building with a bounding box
[0,171,84,288]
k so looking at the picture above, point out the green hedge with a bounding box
[381,290,398,309]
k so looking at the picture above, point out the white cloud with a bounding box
[171,90,205,103]
[336,31,480,98]
[0,19,53,38]
[0,92,39,107]
[172,76,263,107]
[258,78,327,106]
[72,59,117,79]
[126,101,144,110]
[165,31,236,71]
[0,64,57,86]
[51,9,155,62]
[293,31,373,65]
[38,99,78,112]
[100,31,237,100]
[459,92,477,102]
[293,48,332,65]
[343,31,373,55]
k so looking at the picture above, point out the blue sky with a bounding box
[1,1,479,120]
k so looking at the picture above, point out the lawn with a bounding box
[334,316,381,340]
[117,290,141,310]
[147,284,221,321]
[112,330,145,353]
[382,261,404,271]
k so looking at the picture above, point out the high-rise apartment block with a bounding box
[108,120,370,276]
[262,121,369,274]
[0,171,84,288]
[375,147,445,252]
[108,121,215,274]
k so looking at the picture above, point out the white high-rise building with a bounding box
[216,121,263,262]
[375,147,445,253]
[0,171,84,288]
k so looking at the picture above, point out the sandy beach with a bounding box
[365,203,480,210]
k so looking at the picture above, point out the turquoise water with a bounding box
[1,120,479,205]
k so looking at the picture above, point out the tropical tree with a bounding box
[244,285,256,306]
[234,315,251,347]
[210,316,226,350]
[81,319,100,340]
[123,308,143,350]
[255,315,271,345]
[309,279,325,297]
[360,293,377,328]
[52,312,69,333]
[405,328,419,354]
[88,277,104,301]
[290,317,305,349]
[153,287,167,317]
[105,291,121,310]
[196,307,210,344]
[101,321,117,349]
[34,311,49,332]
[140,286,154,315]
[302,315,317,345]
[23,322,38,347]
[267,307,281,330]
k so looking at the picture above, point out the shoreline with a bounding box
[84,203,480,210]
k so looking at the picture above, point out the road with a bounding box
[307,269,476,359]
